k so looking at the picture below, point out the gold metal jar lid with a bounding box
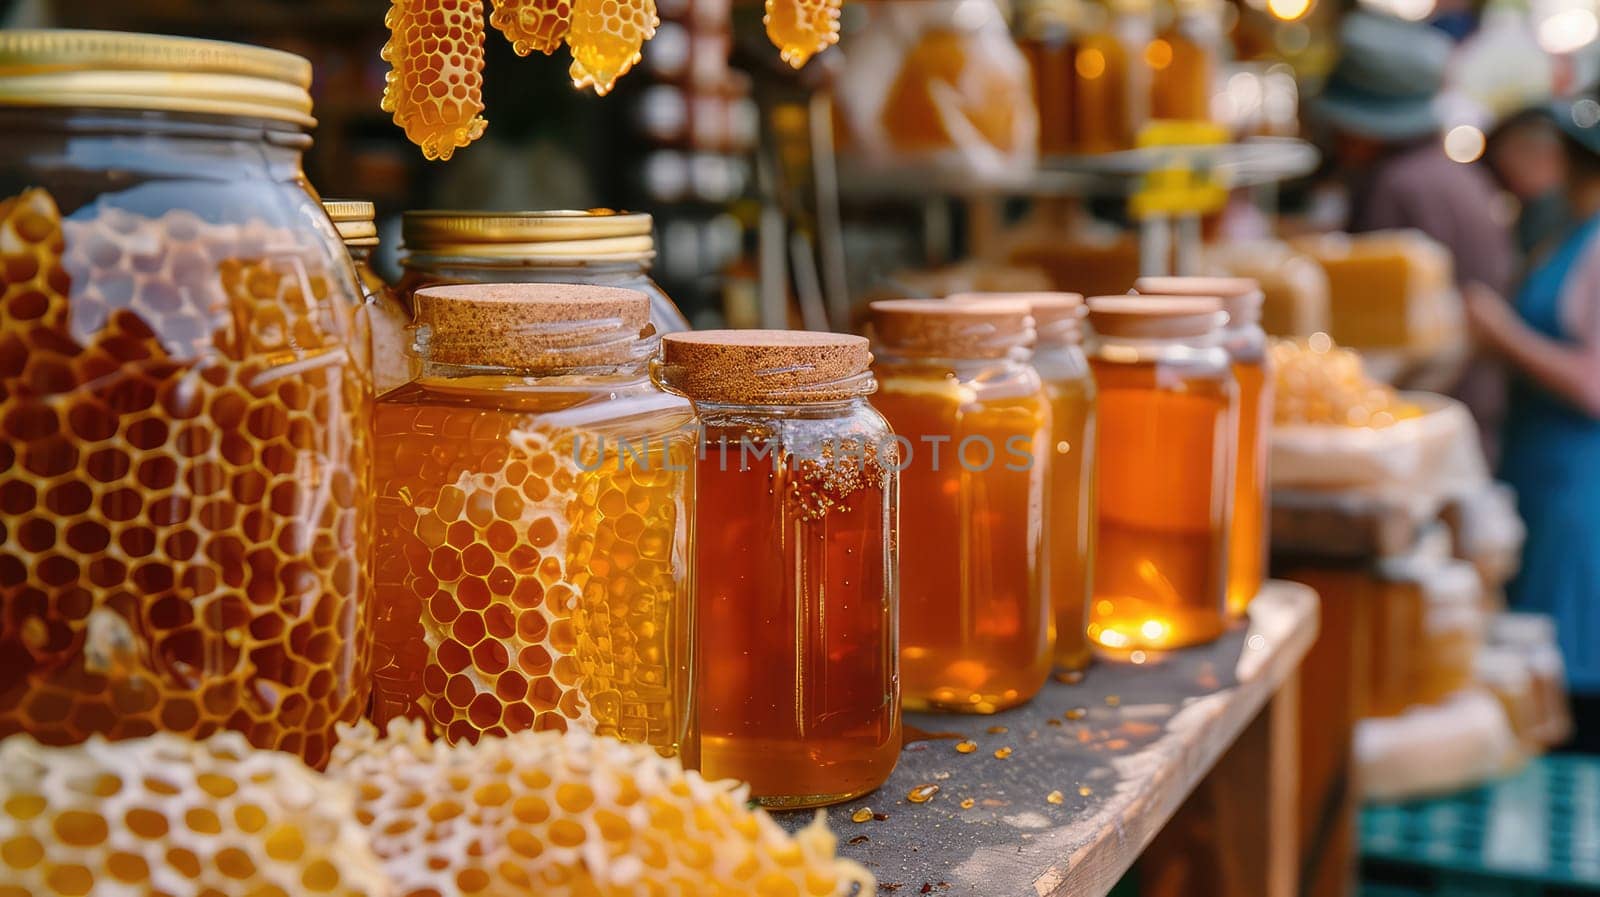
[413,283,654,370]
[402,209,656,262]
[869,298,1035,359]
[0,29,314,127]
[1134,276,1263,326]
[1087,295,1227,339]
[323,199,379,248]
[658,330,874,404]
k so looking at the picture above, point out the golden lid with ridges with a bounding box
[322,199,378,247]
[402,209,655,260]
[0,29,315,126]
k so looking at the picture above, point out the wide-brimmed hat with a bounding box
[1551,95,1600,157]
[1314,11,1453,141]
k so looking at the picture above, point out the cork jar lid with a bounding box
[947,291,1085,344]
[657,330,874,404]
[869,298,1034,359]
[412,282,653,370]
[1087,295,1227,339]
[1134,276,1263,324]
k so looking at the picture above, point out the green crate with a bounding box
[1361,755,1600,896]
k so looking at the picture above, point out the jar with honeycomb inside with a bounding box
[324,199,411,396]
[1136,276,1269,616]
[1147,0,1222,122]
[949,292,1096,671]
[869,300,1052,712]
[1073,0,1153,153]
[0,31,372,770]
[372,283,697,760]
[654,330,899,808]
[1086,296,1236,651]
[396,209,690,333]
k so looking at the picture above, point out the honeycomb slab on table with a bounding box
[382,0,489,160]
[1271,336,1421,428]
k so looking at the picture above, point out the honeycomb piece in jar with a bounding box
[490,0,572,55]
[330,719,875,897]
[765,0,842,69]
[567,0,659,95]
[381,0,489,161]
[0,193,372,771]
[0,731,391,897]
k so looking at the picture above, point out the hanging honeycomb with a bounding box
[765,0,841,69]
[382,0,489,160]
[372,405,692,755]
[0,188,372,771]
[567,0,659,95]
[491,0,572,55]
[330,720,874,897]
[1271,336,1421,427]
[0,731,392,897]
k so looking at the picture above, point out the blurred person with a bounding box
[1466,96,1600,746]
[1486,106,1570,255]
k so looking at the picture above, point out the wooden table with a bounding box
[775,581,1319,897]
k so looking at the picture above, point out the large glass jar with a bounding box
[395,210,690,334]
[655,330,900,808]
[1087,296,1235,651]
[1136,276,1270,616]
[0,31,372,769]
[870,300,1052,712]
[324,199,411,396]
[372,284,696,760]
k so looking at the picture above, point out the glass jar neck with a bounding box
[689,396,874,421]
[402,254,652,279]
[0,107,309,179]
[1092,331,1229,364]
[874,349,1035,374]
[416,357,655,388]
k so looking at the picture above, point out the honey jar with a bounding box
[654,330,900,807]
[1148,0,1221,122]
[0,30,372,769]
[324,199,412,396]
[396,209,691,333]
[372,283,697,760]
[1074,0,1153,153]
[1086,296,1235,651]
[949,292,1096,671]
[869,300,1052,712]
[1135,276,1269,616]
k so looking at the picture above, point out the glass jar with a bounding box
[950,292,1096,671]
[1136,277,1269,616]
[0,31,372,769]
[372,283,696,760]
[395,209,690,334]
[1087,296,1235,651]
[1148,0,1221,122]
[324,199,412,396]
[1020,0,1081,156]
[870,300,1052,712]
[1073,0,1153,153]
[654,330,899,808]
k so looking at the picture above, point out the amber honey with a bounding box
[371,284,696,758]
[1073,0,1151,153]
[656,330,899,808]
[1148,0,1219,122]
[1087,296,1234,651]
[325,199,412,396]
[869,300,1052,712]
[1136,277,1270,616]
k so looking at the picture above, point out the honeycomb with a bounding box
[382,0,489,161]
[567,0,659,95]
[0,731,392,897]
[372,402,692,754]
[330,719,874,897]
[0,188,373,771]
[491,0,572,56]
[1270,335,1421,427]
[765,0,841,69]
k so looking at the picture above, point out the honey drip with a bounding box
[567,0,659,95]
[382,0,489,160]
[490,0,572,55]
[765,0,842,69]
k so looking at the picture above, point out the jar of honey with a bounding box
[1086,296,1235,651]
[1020,0,1082,156]
[1074,0,1153,153]
[869,300,1052,712]
[1148,0,1221,122]
[949,292,1097,671]
[654,330,899,808]
[396,209,691,333]
[0,31,372,769]
[1135,277,1269,616]
[372,283,697,760]
[325,199,412,396]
